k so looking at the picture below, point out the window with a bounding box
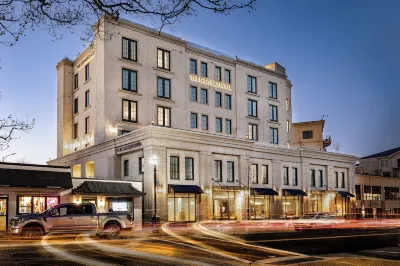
[248,124,258,141]
[247,75,257,93]
[85,117,89,134]
[341,172,345,188]
[248,99,257,117]
[122,99,137,122]
[201,115,208,130]
[318,170,324,187]
[225,94,231,109]
[227,161,234,182]
[225,119,232,134]
[73,123,78,139]
[270,127,278,144]
[190,59,197,74]
[157,106,171,127]
[216,117,222,133]
[303,131,313,139]
[334,172,339,188]
[170,156,179,180]
[122,69,137,92]
[224,69,231,84]
[355,185,361,200]
[122,37,137,61]
[215,160,222,182]
[215,66,221,81]
[283,167,289,185]
[200,88,208,104]
[74,98,79,114]
[310,169,316,187]
[286,120,290,132]
[139,157,144,174]
[363,186,381,200]
[381,159,389,167]
[85,90,90,108]
[190,86,197,102]
[190,113,198,128]
[123,160,129,176]
[119,130,131,136]
[269,105,278,122]
[251,164,258,184]
[157,77,171,99]
[286,99,290,111]
[292,167,298,186]
[157,48,170,70]
[385,187,399,200]
[74,74,78,90]
[85,64,90,81]
[201,62,207,77]
[262,165,268,184]
[185,157,194,180]
[269,82,277,99]
[18,196,59,214]
[215,92,222,107]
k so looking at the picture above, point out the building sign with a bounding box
[189,74,232,91]
[213,186,241,191]
[116,142,142,153]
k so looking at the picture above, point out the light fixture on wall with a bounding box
[245,135,249,139]
[98,199,105,208]
[151,120,154,125]
[75,198,80,205]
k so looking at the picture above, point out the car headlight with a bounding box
[10,217,22,226]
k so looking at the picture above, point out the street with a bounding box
[0,221,399,265]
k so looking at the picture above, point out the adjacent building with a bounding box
[48,16,357,222]
[355,147,400,218]
[291,120,332,151]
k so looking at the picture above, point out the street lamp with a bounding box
[150,155,159,221]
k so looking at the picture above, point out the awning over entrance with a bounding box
[169,185,204,193]
[283,189,307,196]
[252,188,279,196]
[72,181,145,197]
[338,191,355,198]
[0,168,72,189]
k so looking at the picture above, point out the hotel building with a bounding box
[49,17,356,221]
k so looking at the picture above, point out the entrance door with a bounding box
[220,201,229,219]
[0,197,7,231]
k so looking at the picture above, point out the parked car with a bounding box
[9,203,133,238]
[293,212,340,231]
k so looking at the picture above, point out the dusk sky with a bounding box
[0,0,399,164]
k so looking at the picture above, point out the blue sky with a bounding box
[1,0,399,164]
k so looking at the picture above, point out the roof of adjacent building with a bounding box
[361,147,400,159]
[72,181,145,196]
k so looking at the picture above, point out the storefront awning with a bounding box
[252,188,279,196]
[169,185,204,193]
[72,181,145,197]
[283,189,307,196]
[0,168,72,189]
[338,191,355,198]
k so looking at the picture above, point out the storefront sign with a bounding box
[116,142,142,153]
[213,186,241,191]
[189,74,232,91]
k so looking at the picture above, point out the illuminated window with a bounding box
[157,106,171,127]
[73,164,81,178]
[157,48,170,70]
[122,37,137,61]
[122,99,137,122]
[248,124,258,141]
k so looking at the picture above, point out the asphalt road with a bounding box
[0,223,398,265]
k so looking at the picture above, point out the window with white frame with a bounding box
[224,69,231,83]
[225,119,232,134]
[215,66,221,81]
[215,92,222,107]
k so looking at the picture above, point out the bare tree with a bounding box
[0,93,35,161]
[332,142,340,153]
[0,0,256,46]
[15,157,30,164]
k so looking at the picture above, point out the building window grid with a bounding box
[292,167,298,186]
[85,64,90,81]
[200,89,208,104]
[170,156,180,180]
[283,167,289,185]
[122,99,137,122]
[74,74,78,90]
[262,165,268,184]
[122,69,137,92]
[190,113,198,128]
[248,124,258,141]
[269,82,277,99]
[74,98,79,114]
[215,92,222,107]
[73,123,78,139]
[157,106,171,127]
[215,66,221,81]
[122,37,137,61]
[269,105,278,122]
[215,160,222,182]
[157,48,170,70]
[270,127,278,144]
[303,131,313,139]
[251,164,258,184]
[310,169,316,187]
[363,185,381,200]
[139,157,144,174]
[185,157,194,180]
[190,59,197,75]
[85,90,90,108]
[224,69,231,83]
[341,172,345,188]
[225,119,232,134]
[157,77,171,99]
[227,161,234,182]
[85,117,89,134]
[190,86,197,102]
[201,115,208,130]
[385,187,399,200]
[248,99,257,117]
[334,172,339,188]
[318,170,324,187]
[216,117,222,133]
[201,62,207,77]
[247,75,257,93]
[225,94,231,109]
[123,160,129,176]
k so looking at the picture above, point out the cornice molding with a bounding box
[56,58,73,70]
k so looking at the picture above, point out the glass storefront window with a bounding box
[307,194,322,213]
[213,191,237,220]
[33,197,46,213]
[47,197,59,208]
[19,197,32,214]
[168,193,196,222]
[250,196,270,219]
[106,198,132,213]
[282,196,299,217]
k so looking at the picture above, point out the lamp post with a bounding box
[150,155,159,220]
[237,179,251,220]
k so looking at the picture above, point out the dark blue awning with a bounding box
[169,185,204,193]
[283,189,307,196]
[252,188,279,196]
[338,191,355,198]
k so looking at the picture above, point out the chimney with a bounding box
[265,62,286,76]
